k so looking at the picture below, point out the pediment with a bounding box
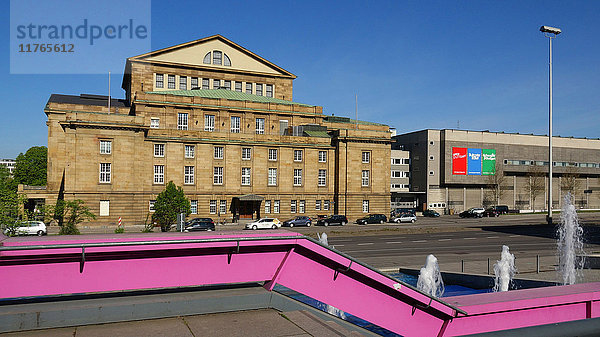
[130,35,295,78]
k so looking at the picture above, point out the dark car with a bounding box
[483,208,500,217]
[282,216,312,227]
[356,214,387,225]
[184,218,215,231]
[422,210,440,217]
[490,205,509,214]
[316,215,348,226]
[459,208,485,218]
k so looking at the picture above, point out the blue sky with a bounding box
[1,0,599,158]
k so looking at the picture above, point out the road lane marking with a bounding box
[357,243,374,246]
[509,235,520,238]
[487,236,499,239]
[412,240,426,243]
[386,241,403,244]
[464,237,477,240]
[438,239,452,241]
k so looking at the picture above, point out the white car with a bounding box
[4,221,47,236]
[245,218,281,230]
[391,214,417,223]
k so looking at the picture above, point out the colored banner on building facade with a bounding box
[452,147,467,175]
[452,147,496,175]
[467,148,482,175]
[482,149,496,175]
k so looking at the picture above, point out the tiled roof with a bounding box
[304,130,330,138]
[145,89,314,107]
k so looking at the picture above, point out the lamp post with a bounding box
[540,25,561,225]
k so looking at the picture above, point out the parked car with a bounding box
[391,213,417,223]
[490,205,510,215]
[459,208,485,218]
[316,215,348,226]
[483,208,500,217]
[184,218,215,231]
[282,216,312,227]
[391,208,416,217]
[422,210,440,217]
[245,218,281,230]
[356,214,387,225]
[3,221,47,236]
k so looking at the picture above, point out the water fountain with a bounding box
[417,254,444,298]
[493,245,516,292]
[557,193,585,285]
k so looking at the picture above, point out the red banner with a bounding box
[452,147,467,175]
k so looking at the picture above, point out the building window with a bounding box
[324,200,330,211]
[294,150,303,162]
[230,116,241,133]
[213,167,223,185]
[185,145,195,158]
[293,169,302,186]
[156,74,164,88]
[291,200,297,213]
[214,146,224,159]
[266,84,273,98]
[204,115,215,132]
[190,200,198,214]
[274,200,280,213]
[265,200,271,213]
[362,200,369,213]
[242,148,251,160]
[191,77,198,89]
[246,82,253,94]
[150,118,159,129]
[213,79,220,89]
[202,78,209,89]
[235,81,242,92]
[224,54,231,66]
[362,151,371,163]
[184,166,194,184]
[149,200,156,212]
[154,144,165,157]
[99,163,111,183]
[318,151,327,163]
[241,167,251,186]
[268,149,278,161]
[402,158,410,165]
[391,171,402,178]
[315,200,321,211]
[168,75,175,89]
[179,76,187,90]
[429,171,435,176]
[299,200,305,214]
[154,165,164,184]
[318,169,327,186]
[203,52,211,64]
[268,168,277,186]
[177,113,188,130]
[220,200,226,214]
[256,118,265,134]
[256,84,263,96]
[362,170,370,187]
[99,140,111,154]
[223,80,231,90]
[213,51,222,65]
[210,200,217,214]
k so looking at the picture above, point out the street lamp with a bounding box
[540,25,561,225]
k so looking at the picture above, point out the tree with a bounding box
[0,166,26,233]
[484,161,506,207]
[152,181,191,232]
[13,146,47,187]
[524,165,546,211]
[561,167,582,201]
[44,199,96,235]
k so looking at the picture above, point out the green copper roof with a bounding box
[304,130,331,138]
[145,89,314,107]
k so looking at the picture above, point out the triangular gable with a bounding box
[129,35,295,78]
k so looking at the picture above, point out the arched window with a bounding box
[223,53,231,66]
[213,51,222,65]
[203,52,211,64]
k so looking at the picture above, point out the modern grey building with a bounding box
[393,129,600,213]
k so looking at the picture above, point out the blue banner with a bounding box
[467,148,482,175]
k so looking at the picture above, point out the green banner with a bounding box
[482,149,496,175]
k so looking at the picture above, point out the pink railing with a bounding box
[2,231,600,336]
